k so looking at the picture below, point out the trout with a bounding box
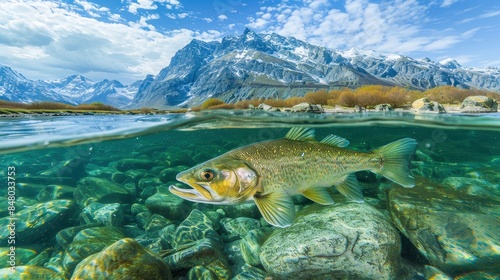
[169,127,417,228]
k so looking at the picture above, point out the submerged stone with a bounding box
[145,187,190,221]
[0,248,37,268]
[260,203,402,279]
[35,184,75,202]
[172,209,223,249]
[116,158,156,172]
[80,202,124,227]
[0,199,76,245]
[388,181,500,275]
[187,266,217,280]
[62,227,126,276]
[144,213,173,232]
[74,177,132,207]
[71,238,171,280]
[232,264,268,280]
[163,238,231,280]
[0,266,65,280]
[240,227,274,266]
[220,217,261,239]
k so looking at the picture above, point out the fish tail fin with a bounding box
[373,138,417,188]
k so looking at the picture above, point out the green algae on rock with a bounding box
[74,177,132,207]
[71,238,171,280]
[0,199,76,245]
[0,266,66,280]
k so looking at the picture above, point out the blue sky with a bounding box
[0,0,499,84]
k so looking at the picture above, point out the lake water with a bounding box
[0,110,499,279]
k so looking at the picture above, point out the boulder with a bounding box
[115,158,156,172]
[74,177,132,208]
[171,209,223,249]
[80,202,124,227]
[145,187,190,221]
[0,266,65,280]
[412,98,446,113]
[374,103,394,111]
[260,203,401,279]
[459,95,498,113]
[388,181,500,275]
[71,238,171,280]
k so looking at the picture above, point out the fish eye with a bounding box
[200,169,215,181]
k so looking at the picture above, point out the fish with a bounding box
[169,127,417,228]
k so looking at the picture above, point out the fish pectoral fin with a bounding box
[302,188,335,205]
[335,174,364,202]
[253,191,295,228]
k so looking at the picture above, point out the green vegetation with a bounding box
[194,85,499,110]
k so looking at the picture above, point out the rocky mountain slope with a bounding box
[0,65,139,108]
[131,28,500,109]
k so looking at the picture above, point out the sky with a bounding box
[0,0,499,85]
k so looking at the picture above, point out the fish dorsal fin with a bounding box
[302,188,335,205]
[285,127,316,142]
[320,135,349,147]
[335,174,364,202]
[253,191,295,228]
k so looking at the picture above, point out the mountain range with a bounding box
[0,66,140,108]
[2,28,499,109]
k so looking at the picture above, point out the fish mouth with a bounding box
[169,176,214,202]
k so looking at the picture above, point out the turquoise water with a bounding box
[0,110,499,279]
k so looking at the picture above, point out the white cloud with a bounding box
[178,12,188,19]
[201,17,212,23]
[247,0,470,55]
[218,14,228,21]
[0,0,221,84]
[441,0,459,8]
[128,0,181,14]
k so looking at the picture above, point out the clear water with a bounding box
[0,110,499,279]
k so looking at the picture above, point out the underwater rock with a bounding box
[388,183,500,275]
[412,98,446,113]
[158,166,189,183]
[164,151,196,168]
[240,227,274,266]
[220,217,261,240]
[423,265,452,280]
[0,266,66,280]
[163,238,231,279]
[38,157,87,181]
[222,203,261,220]
[441,176,500,201]
[232,264,269,280]
[111,171,133,184]
[454,271,500,280]
[145,186,190,221]
[115,158,156,172]
[459,95,498,113]
[188,266,217,280]
[61,226,126,276]
[26,247,53,267]
[45,251,65,275]
[138,177,162,191]
[172,209,223,249]
[55,224,101,251]
[131,203,149,215]
[0,199,76,245]
[74,177,132,207]
[144,213,173,232]
[135,211,152,230]
[134,231,165,253]
[35,184,75,202]
[374,103,394,111]
[80,202,124,227]
[260,203,402,279]
[71,238,171,280]
[16,176,75,186]
[0,248,36,268]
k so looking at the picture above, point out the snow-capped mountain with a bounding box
[0,65,140,108]
[131,28,500,109]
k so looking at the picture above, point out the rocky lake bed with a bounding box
[0,113,499,280]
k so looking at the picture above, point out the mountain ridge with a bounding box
[131,28,500,109]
